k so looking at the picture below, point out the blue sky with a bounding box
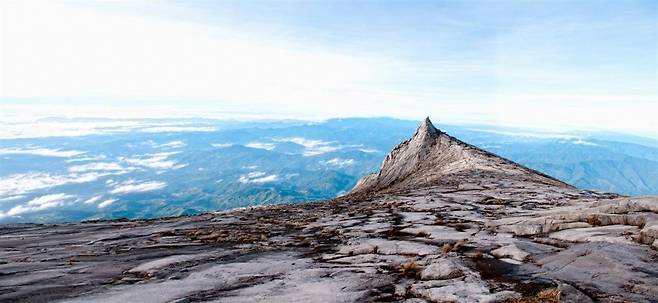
[1,0,656,135]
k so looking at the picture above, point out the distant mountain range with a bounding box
[1,117,657,223]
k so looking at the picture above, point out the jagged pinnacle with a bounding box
[412,116,440,143]
[422,116,433,127]
[420,117,438,133]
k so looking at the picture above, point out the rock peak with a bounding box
[350,117,570,194]
[421,116,434,129]
[413,117,439,140]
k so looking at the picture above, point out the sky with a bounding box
[1,0,657,136]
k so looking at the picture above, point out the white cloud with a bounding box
[140,126,217,133]
[0,195,25,203]
[120,152,186,171]
[66,155,108,163]
[321,158,355,168]
[26,193,72,207]
[245,171,266,178]
[273,137,340,156]
[245,142,276,151]
[3,193,73,217]
[358,148,380,154]
[83,195,102,204]
[0,120,143,140]
[250,175,279,183]
[109,180,166,194]
[0,164,139,197]
[0,147,85,158]
[68,162,137,173]
[238,171,279,184]
[0,117,220,140]
[570,139,599,146]
[0,172,111,197]
[147,140,187,149]
[98,199,118,208]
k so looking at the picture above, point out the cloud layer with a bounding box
[120,152,187,171]
[0,172,111,197]
[0,147,85,157]
[0,193,73,218]
[68,162,137,173]
[274,137,340,156]
[108,180,167,195]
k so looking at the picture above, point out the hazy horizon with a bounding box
[3,108,658,142]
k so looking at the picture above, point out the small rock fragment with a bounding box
[491,244,530,261]
[420,259,464,280]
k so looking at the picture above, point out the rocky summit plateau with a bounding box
[1,118,657,303]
